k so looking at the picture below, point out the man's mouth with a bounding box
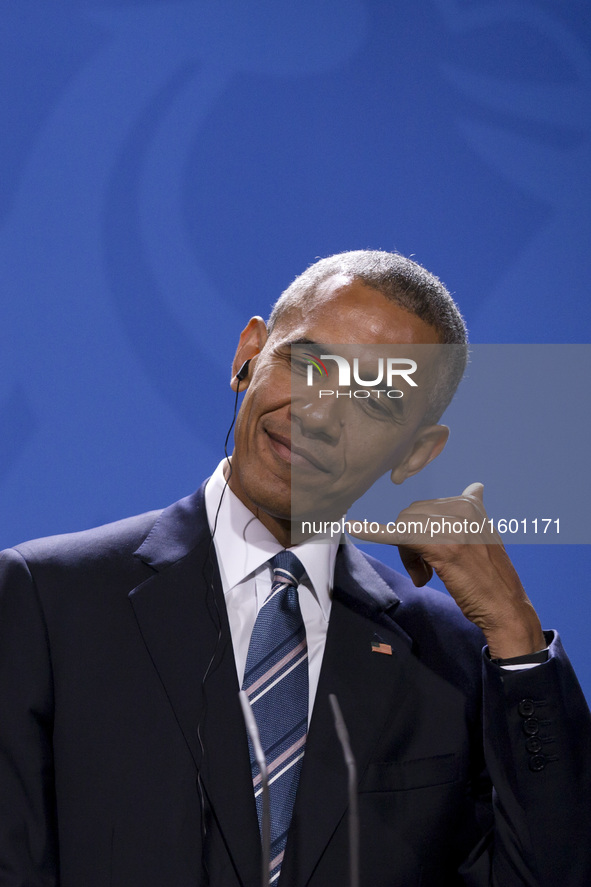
[265,430,331,473]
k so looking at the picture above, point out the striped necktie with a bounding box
[241,550,308,884]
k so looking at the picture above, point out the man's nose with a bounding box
[290,395,346,444]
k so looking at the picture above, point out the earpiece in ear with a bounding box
[235,359,251,382]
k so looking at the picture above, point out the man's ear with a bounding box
[390,425,449,485]
[230,317,268,391]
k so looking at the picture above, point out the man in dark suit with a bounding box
[1,250,590,886]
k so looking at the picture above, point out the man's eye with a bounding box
[360,394,404,423]
[361,395,389,418]
[290,356,308,374]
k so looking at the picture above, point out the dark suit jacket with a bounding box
[0,483,590,887]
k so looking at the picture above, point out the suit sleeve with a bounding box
[0,548,59,886]
[461,631,591,887]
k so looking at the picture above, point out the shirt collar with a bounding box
[204,459,337,621]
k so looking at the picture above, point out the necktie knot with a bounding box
[270,550,305,588]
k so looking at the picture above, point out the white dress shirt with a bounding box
[204,459,339,720]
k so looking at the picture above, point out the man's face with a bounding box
[229,275,445,541]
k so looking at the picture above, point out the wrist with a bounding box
[485,620,546,660]
[486,628,546,659]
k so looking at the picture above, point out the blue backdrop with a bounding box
[1,0,589,699]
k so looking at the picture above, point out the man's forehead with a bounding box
[271,277,441,347]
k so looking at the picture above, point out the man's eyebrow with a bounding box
[288,337,317,347]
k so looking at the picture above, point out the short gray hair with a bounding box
[268,250,468,423]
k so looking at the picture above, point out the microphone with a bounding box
[235,359,251,382]
[239,690,270,887]
[329,694,359,887]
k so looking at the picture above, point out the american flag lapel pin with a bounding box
[371,635,393,655]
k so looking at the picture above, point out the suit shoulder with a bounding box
[362,550,485,652]
[6,508,163,570]
[341,547,485,702]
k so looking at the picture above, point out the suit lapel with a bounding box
[282,544,414,887]
[128,485,261,887]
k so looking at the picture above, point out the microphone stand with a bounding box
[239,690,270,887]
[329,694,359,887]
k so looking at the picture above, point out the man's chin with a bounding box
[290,495,348,525]
[240,478,350,536]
